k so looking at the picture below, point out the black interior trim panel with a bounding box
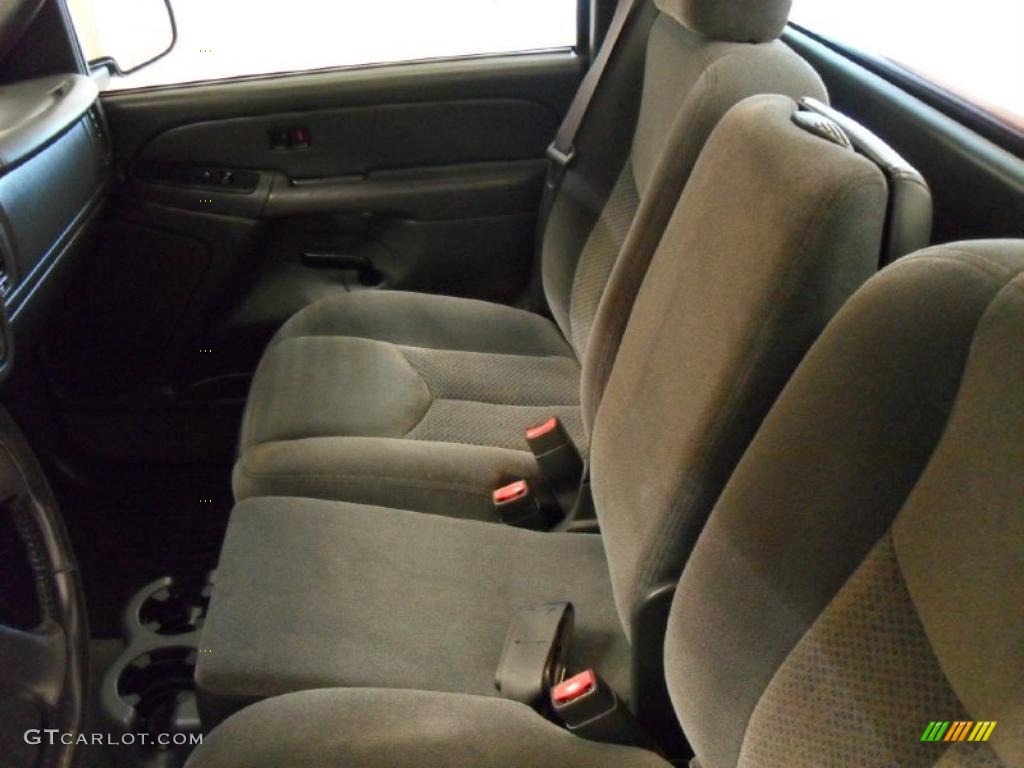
[265,160,548,221]
[135,98,558,180]
[102,52,583,171]
[126,159,546,222]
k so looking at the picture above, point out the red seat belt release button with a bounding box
[492,480,545,529]
[552,669,596,705]
[526,417,559,442]
[525,416,568,454]
[493,480,530,505]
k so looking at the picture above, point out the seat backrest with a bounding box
[665,240,1024,768]
[580,74,940,429]
[541,0,826,383]
[591,94,888,633]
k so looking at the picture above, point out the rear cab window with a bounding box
[67,0,580,91]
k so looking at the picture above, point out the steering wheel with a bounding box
[0,410,88,768]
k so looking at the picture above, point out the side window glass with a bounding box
[790,0,1024,133]
[68,0,579,91]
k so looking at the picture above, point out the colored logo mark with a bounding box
[921,721,997,743]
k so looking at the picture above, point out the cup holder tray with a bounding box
[100,574,213,767]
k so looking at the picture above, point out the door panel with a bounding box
[43,53,580,465]
[103,53,580,164]
[103,54,578,308]
[135,100,558,176]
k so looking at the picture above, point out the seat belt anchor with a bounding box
[524,417,585,522]
[551,668,652,748]
[495,602,575,710]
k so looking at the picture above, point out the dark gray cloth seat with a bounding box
[263,290,578,358]
[189,689,670,768]
[237,310,581,519]
[667,239,1023,768]
[234,0,828,516]
[196,498,628,726]
[196,94,890,723]
[189,240,1024,768]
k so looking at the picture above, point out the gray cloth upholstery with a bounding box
[197,95,893,727]
[186,689,670,768]
[234,2,826,514]
[267,289,575,356]
[237,335,584,519]
[593,94,886,631]
[234,438,538,521]
[188,242,1022,768]
[568,163,640,355]
[196,497,630,727]
[891,263,1024,765]
[582,29,829,430]
[655,0,793,43]
[737,533,1002,768]
[666,241,1024,768]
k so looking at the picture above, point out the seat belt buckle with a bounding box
[493,480,547,529]
[524,417,585,520]
[551,668,651,747]
[495,602,575,710]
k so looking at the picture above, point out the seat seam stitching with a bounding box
[236,464,500,498]
[734,529,898,763]
[422,396,582,409]
[394,347,438,437]
[276,334,575,360]
[889,250,1021,280]
[397,345,577,363]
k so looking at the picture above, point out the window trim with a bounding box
[787,22,1024,157]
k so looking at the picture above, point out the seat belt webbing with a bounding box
[548,0,643,176]
[527,0,643,311]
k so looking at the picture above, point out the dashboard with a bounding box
[0,73,109,380]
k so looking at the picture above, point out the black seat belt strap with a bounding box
[526,0,642,311]
[545,0,642,190]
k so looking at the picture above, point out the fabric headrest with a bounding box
[655,0,793,43]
